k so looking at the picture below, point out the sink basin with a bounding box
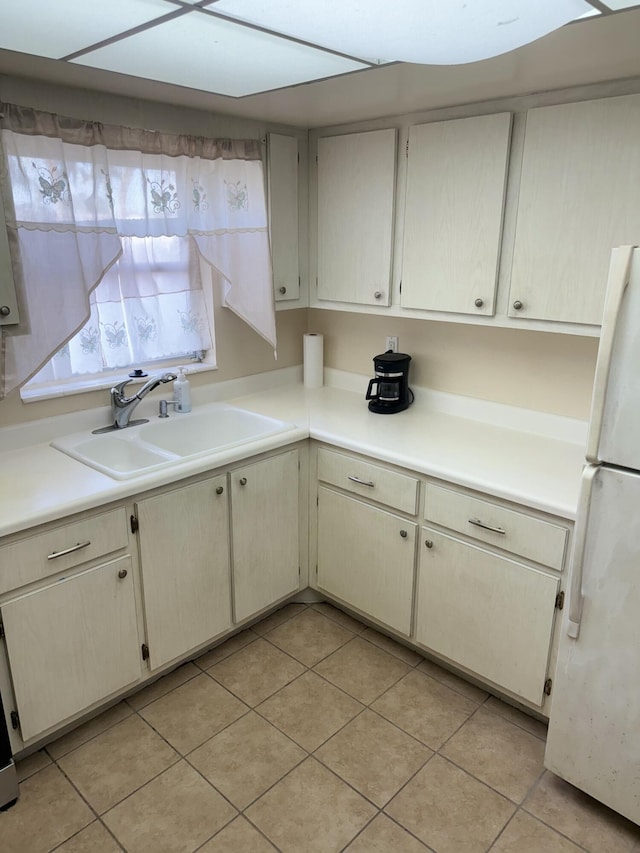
[51,405,296,479]
[139,407,293,457]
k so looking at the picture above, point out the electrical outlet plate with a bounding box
[385,335,398,352]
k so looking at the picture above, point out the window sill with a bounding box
[20,360,218,403]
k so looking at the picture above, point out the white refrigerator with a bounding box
[545,245,640,825]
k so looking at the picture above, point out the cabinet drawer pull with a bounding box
[399,529,408,538]
[347,475,375,488]
[118,569,128,579]
[468,517,506,535]
[239,477,247,486]
[216,486,224,495]
[425,539,434,549]
[47,540,91,560]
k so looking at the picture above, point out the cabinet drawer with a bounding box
[424,484,567,570]
[0,508,129,594]
[317,448,419,514]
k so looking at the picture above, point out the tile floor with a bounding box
[3,601,640,853]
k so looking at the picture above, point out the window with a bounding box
[26,234,214,391]
[0,101,276,401]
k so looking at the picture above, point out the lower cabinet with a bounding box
[1,557,141,742]
[230,449,300,623]
[415,529,560,706]
[136,474,231,671]
[316,487,417,635]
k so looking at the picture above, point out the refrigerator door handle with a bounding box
[586,245,635,464]
[567,464,599,639]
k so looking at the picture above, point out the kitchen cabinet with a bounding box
[135,475,231,672]
[268,133,300,303]
[415,483,567,706]
[230,449,300,623]
[1,556,141,742]
[509,93,640,325]
[0,190,19,326]
[316,128,397,306]
[315,447,419,635]
[401,113,511,316]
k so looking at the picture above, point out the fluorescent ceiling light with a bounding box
[70,12,368,97]
[601,0,640,8]
[0,0,175,59]
[207,0,592,64]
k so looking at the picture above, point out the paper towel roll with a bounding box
[303,333,324,389]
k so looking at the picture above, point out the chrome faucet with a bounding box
[110,372,177,429]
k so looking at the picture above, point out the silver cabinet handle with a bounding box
[513,300,523,310]
[468,517,506,535]
[348,475,375,488]
[279,286,287,294]
[0,306,10,317]
[374,291,382,300]
[47,540,91,560]
[239,477,247,486]
[474,298,484,308]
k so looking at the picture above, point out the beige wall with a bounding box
[309,310,598,420]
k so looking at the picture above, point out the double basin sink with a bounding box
[51,405,297,480]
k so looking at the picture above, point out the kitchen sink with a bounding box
[51,405,296,479]
[139,407,293,457]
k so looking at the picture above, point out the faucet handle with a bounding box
[111,378,132,397]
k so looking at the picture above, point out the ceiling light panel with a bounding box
[208,0,591,64]
[0,0,176,59]
[69,12,369,97]
[599,1,640,8]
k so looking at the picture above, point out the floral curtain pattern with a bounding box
[0,102,276,398]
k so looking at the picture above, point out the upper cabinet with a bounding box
[401,113,512,316]
[268,133,300,303]
[509,94,640,325]
[316,128,397,307]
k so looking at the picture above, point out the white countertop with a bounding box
[0,370,587,539]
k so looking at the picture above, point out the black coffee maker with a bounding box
[366,351,413,414]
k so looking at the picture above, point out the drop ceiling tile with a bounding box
[70,11,369,97]
[0,0,178,60]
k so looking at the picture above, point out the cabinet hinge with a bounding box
[10,710,20,730]
[298,275,301,288]
[399,280,402,294]
[0,622,4,640]
[141,643,150,661]
[543,678,553,697]
[405,138,409,157]
[130,515,139,534]
[297,151,300,164]
[555,590,565,610]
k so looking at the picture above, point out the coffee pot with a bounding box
[366,351,414,414]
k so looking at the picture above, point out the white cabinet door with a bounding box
[317,129,396,306]
[416,528,559,705]
[401,113,511,316]
[268,133,299,303]
[316,487,417,636]
[510,94,640,325]
[1,557,141,741]
[231,450,300,623]
[136,475,231,671]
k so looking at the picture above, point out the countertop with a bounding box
[0,372,587,539]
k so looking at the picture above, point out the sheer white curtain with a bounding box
[0,103,276,398]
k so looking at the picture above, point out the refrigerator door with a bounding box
[545,465,640,824]
[587,245,640,469]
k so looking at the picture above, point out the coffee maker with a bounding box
[366,351,413,414]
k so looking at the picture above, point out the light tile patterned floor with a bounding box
[3,602,640,853]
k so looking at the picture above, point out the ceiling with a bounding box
[1,4,640,128]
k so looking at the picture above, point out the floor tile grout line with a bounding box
[376,810,438,852]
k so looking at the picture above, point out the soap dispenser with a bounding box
[173,368,192,413]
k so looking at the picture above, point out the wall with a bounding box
[309,310,598,420]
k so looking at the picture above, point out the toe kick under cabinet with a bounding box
[313,445,571,710]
